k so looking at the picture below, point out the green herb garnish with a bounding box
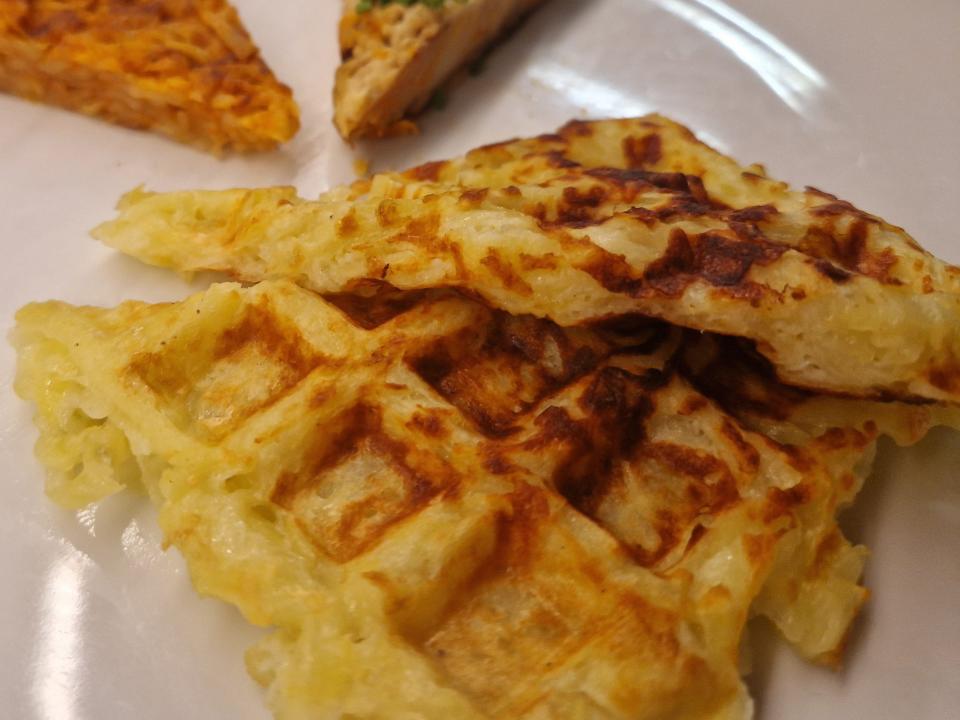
[357,0,464,13]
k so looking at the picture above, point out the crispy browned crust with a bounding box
[14,278,876,715]
[0,0,299,152]
[334,0,544,140]
[96,116,960,401]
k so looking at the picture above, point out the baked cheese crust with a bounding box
[0,0,299,152]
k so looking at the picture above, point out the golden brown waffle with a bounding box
[334,0,545,139]
[94,115,960,401]
[14,280,875,718]
[678,332,960,447]
[0,0,299,152]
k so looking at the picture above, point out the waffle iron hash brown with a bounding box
[678,332,960,447]
[95,115,960,401]
[0,0,299,151]
[14,279,878,719]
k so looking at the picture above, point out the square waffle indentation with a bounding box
[410,313,606,437]
[416,489,693,717]
[272,405,448,563]
[128,301,320,442]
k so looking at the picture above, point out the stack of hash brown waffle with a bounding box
[13,116,960,719]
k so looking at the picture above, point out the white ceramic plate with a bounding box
[1,1,958,718]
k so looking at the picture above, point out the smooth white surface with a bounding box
[1,1,958,718]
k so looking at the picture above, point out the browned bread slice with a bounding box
[334,0,544,140]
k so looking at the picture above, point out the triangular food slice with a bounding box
[14,281,875,718]
[0,0,299,151]
[334,0,545,139]
[96,116,960,402]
